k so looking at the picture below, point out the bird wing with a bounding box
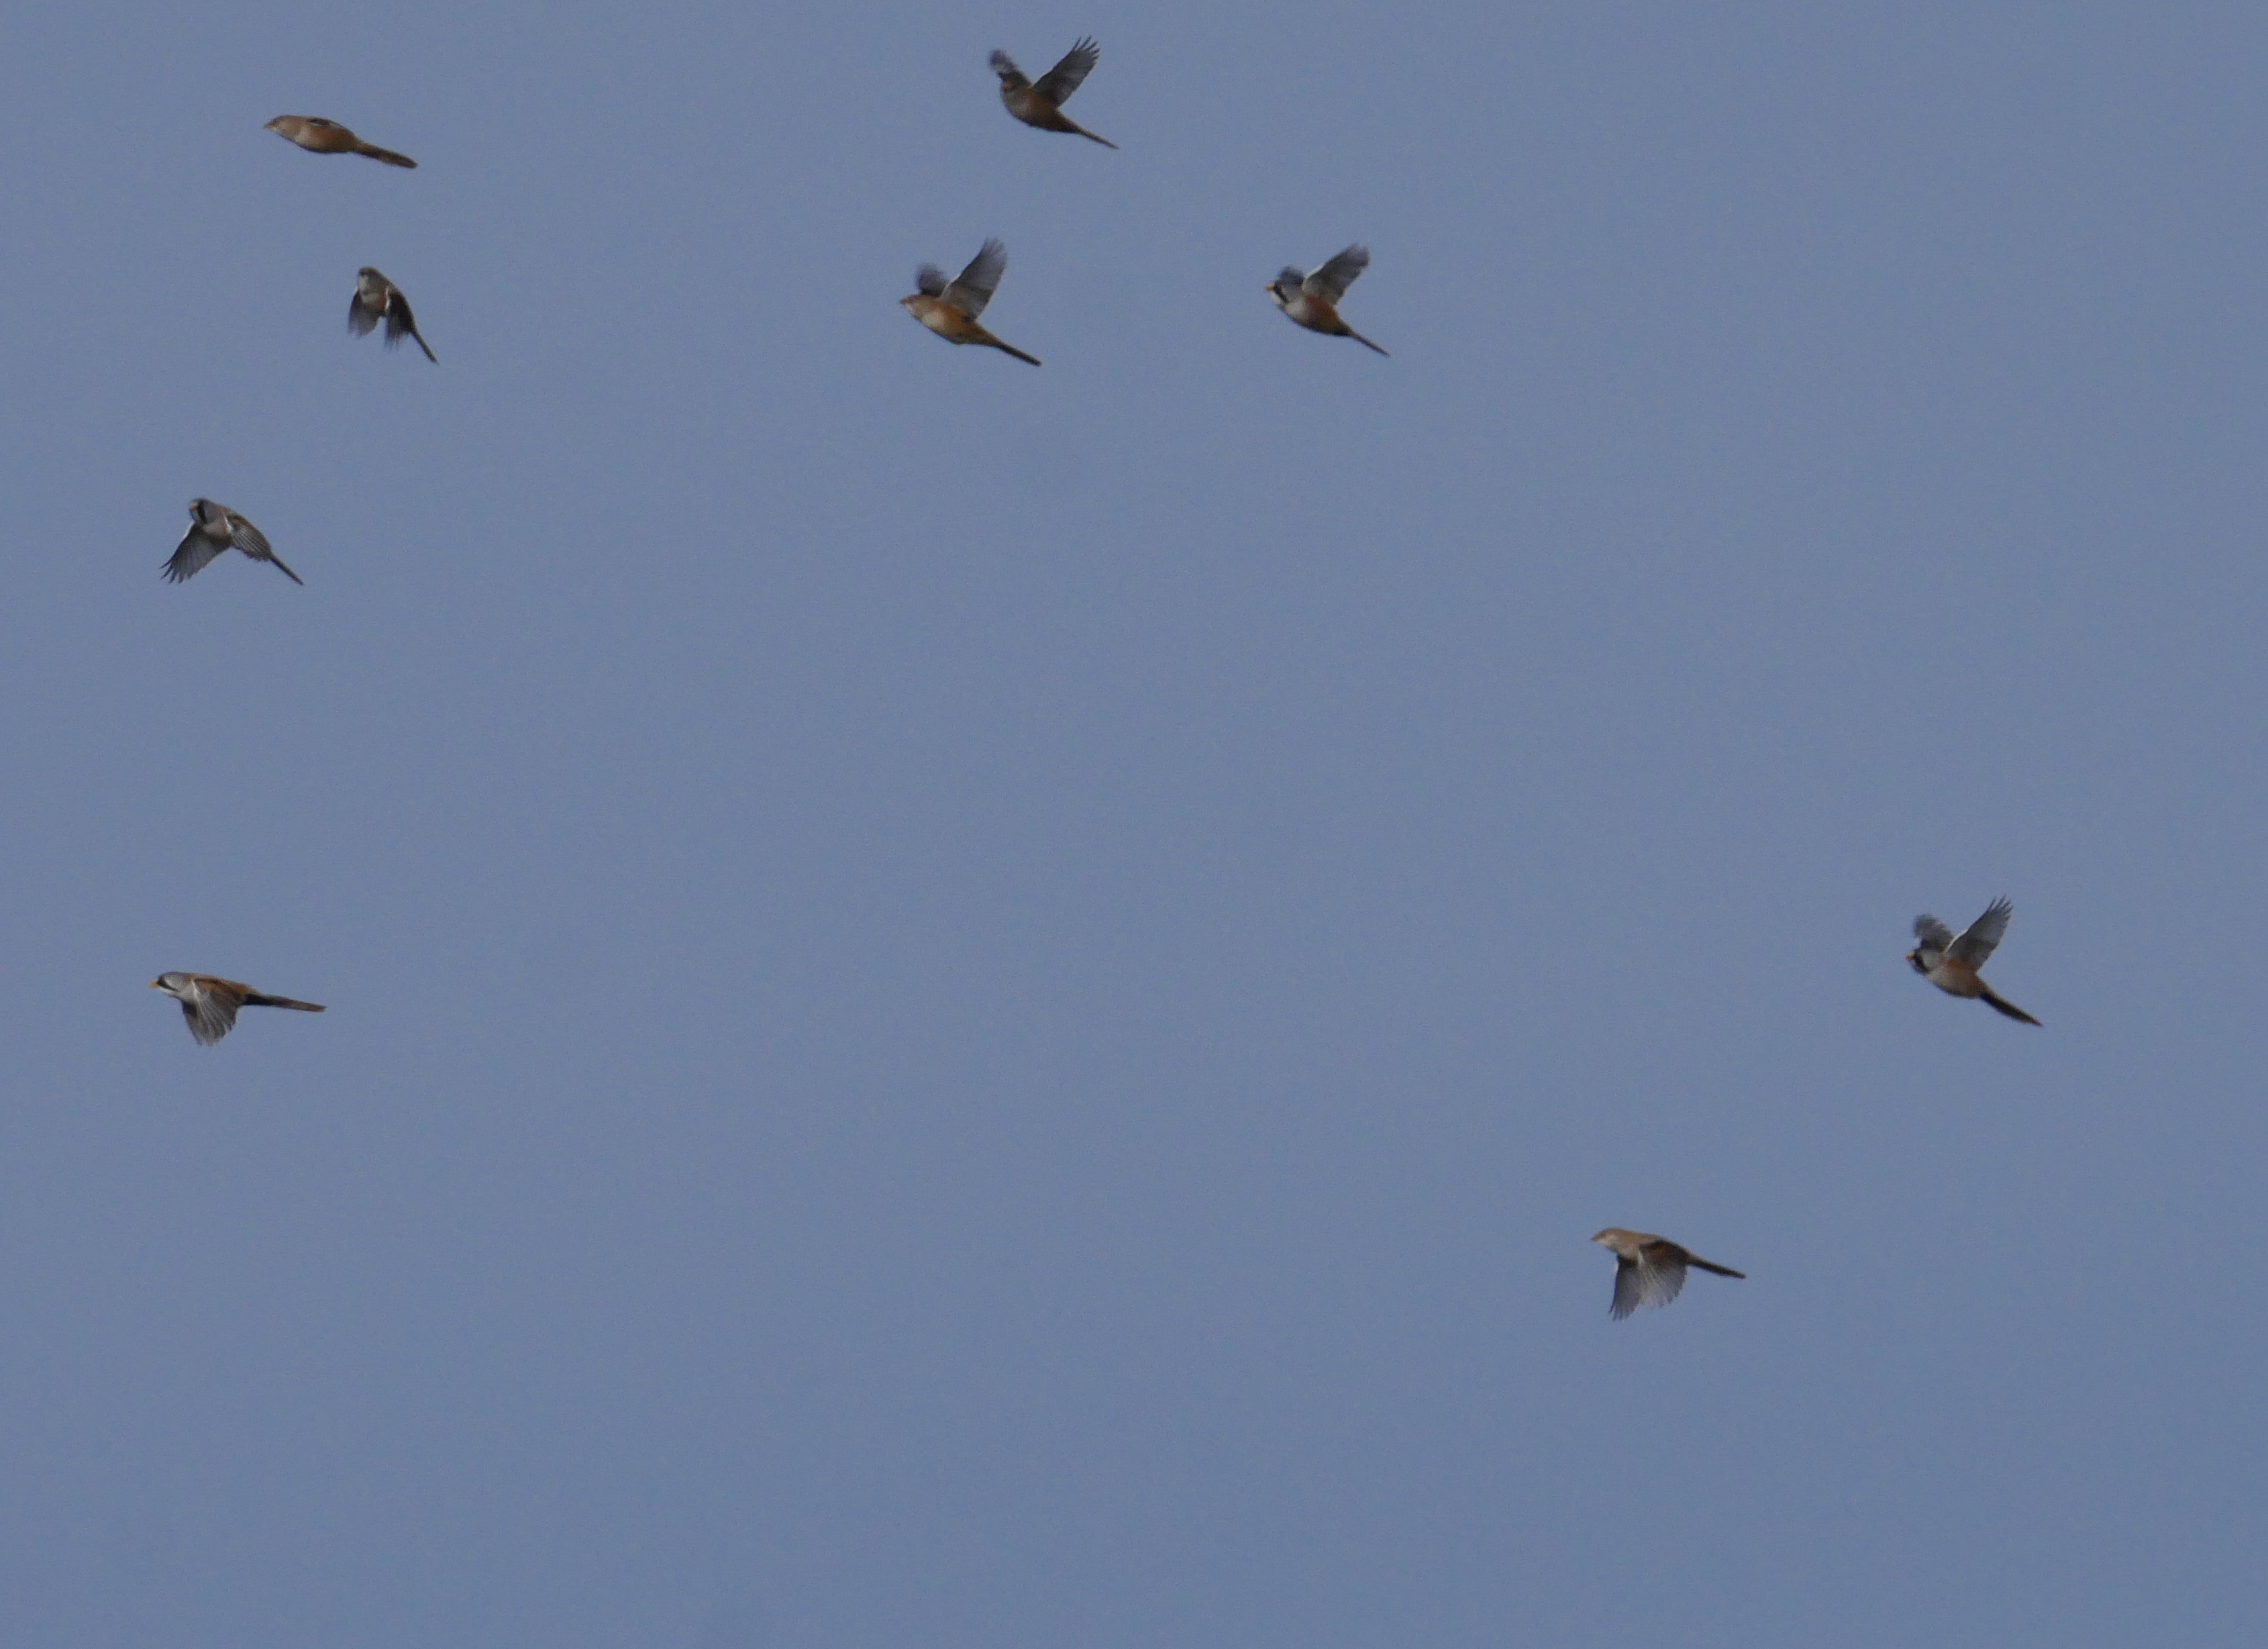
[382,290,421,348]
[943,239,1007,319]
[1303,244,1370,301]
[1633,1244,1691,1309]
[164,525,225,583]
[226,514,274,560]
[914,264,949,298]
[1949,897,2014,968]
[1035,38,1100,105]
[1910,913,1955,963]
[1608,1257,1646,1319]
[349,287,383,336]
[182,981,244,1046]
[988,50,1027,87]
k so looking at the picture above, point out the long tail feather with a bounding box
[1981,989,2042,1026]
[244,994,325,1012]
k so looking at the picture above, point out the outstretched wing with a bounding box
[915,263,949,298]
[1035,37,1100,105]
[348,287,382,336]
[164,525,224,583]
[943,239,1007,319]
[1303,244,1370,301]
[183,986,241,1046]
[225,513,273,560]
[1949,897,2014,969]
[1632,1245,1691,1309]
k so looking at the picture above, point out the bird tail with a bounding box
[357,142,417,168]
[244,994,325,1013]
[266,553,307,586]
[1981,989,2041,1026]
[1076,124,1119,150]
[1345,327,1390,357]
[988,337,1043,367]
[411,331,438,364]
[1688,1258,1746,1279]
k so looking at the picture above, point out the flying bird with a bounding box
[1908,897,2041,1025]
[901,239,1041,366]
[150,973,326,1047]
[350,267,437,362]
[164,499,303,586]
[1266,245,1388,355]
[264,115,417,168]
[990,38,1117,148]
[1592,1229,1746,1320]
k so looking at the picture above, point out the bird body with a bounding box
[164,499,302,586]
[350,267,437,362]
[901,239,1041,365]
[990,39,1117,148]
[1267,245,1388,355]
[265,115,417,168]
[1592,1229,1745,1319]
[150,973,325,1046]
[1908,898,2041,1025]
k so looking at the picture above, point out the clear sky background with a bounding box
[2,2,2265,1644]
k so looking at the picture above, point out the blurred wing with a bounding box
[163,526,223,583]
[943,239,1007,319]
[348,290,382,336]
[1633,1246,1690,1309]
[1949,897,2014,968]
[1034,37,1100,105]
[1608,1257,1645,1320]
[988,50,1025,85]
[1275,266,1308,291]
[1303,244,1370,301]
[1911,914,1955,958]
[185,989,239,1046]
[382,291,421,349]
[226,515,273,560]
[915,263,948,298]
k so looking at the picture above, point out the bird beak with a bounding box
[148,979,162,989]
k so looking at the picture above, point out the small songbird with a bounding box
[1908,897,2041,1025]
[990,38,1117,148]
[150,972,326,1047]
[264,115,417,168]
[350,267,437,362]
[164,499,303,587]
[1268,245,1388,356]
[1592,1229,1746,1320]
[901,240,1041,366]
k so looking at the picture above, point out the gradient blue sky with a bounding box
[3,3,2266,1645]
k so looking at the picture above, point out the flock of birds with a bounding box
[148,42,2043,1323]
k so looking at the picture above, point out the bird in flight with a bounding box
[1907,897,2041,1025]
[1266,245,1388,355]
[990,38,1117,148]
[1592,1229,1746,1319]
[150,973,326,1046]
[164,500,303,586]
[902,239,1041,366]
[264,115,417,168]
[350,267,437,362]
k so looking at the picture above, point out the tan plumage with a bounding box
[164,499,302,586]
[1266,245,1388,355]
[1592,1229,1745,1320]
[1907,898,2041,1025]
[900,239,1041,366]
[990,39,1117,148]
[265,115,417,168]
[150,972,326,1047]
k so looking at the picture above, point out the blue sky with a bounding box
[3,3,2265,1645]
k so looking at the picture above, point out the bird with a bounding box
[350,267,437,362]
[164,500,303,586]
[901,240,1041,366]
[1592,1229,1746,1320]
[1908,897,2041,1025]
[264,115,417,168]
[150,973,326,1047]
[1268,245,1389,355]
[990,38,1117,148]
